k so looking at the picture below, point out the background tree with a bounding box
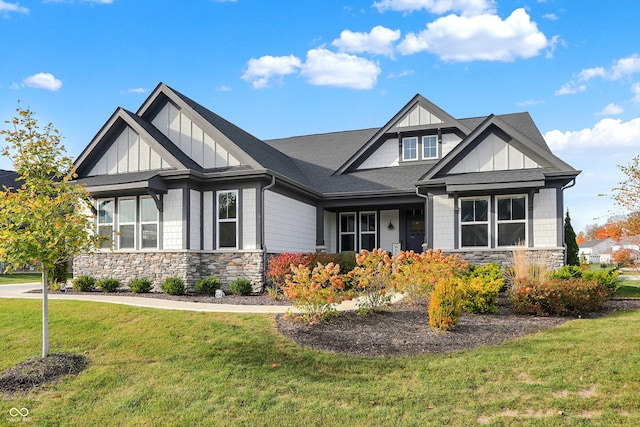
[613,155,640,237]
[0,106,99,358]
[564,210,579,266]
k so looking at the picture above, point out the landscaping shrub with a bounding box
[510,278,612,316]
[428,277,462,331]
[194,276,222,295]
[337,251,357,275]
[267,253,311,287]
[72,275,96,292]
[96,277,121,293]
[160,277,186,296]
[230,278,253,296]
[459,263,504,314]
[392,249,468,303]
[128,277,153,293]
[348,248,394,315]
[550,265,620,293]
[281,262,348,324]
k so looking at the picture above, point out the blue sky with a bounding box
[1,0,639,233]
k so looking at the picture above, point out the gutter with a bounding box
[261,175,277,289]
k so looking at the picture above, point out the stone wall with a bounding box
[73,250,265,293]
[441,248,565,270]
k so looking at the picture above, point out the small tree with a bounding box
[564,210,579,266]
[0,106,100,357]
[613,156,640,237]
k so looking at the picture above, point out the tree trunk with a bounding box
[42,268,49,358]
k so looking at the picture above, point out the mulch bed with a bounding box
[0,353,88,395]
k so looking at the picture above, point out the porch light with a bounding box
[387,221,394,230]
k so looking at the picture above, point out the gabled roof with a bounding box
[335,94,472,175]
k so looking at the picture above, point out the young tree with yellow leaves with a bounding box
[0,106,100,357]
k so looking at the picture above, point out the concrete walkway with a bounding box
[0,283,403,314]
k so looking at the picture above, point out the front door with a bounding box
[406,215,425,252]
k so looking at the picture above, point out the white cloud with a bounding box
[332,25,400,57]
[542,13,557,20]
[127,87,146,93]
[597,103,624,115]
[373,0,495,16]
[577,54,640,82]
[554,82,586,95]
[0,0,28,14]
[516,99,544,107]
[544,117,640,151]
[577,66,607,82]
[387,69,415,78]
[632,82,640,103]
[22,73,62,91]
[215,85,232,92]
[397,8,550,62]
[301,49,381,90]
[241,55,302,88]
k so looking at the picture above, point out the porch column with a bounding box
[315,205,326,252]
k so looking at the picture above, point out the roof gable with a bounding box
[335,94,471,174]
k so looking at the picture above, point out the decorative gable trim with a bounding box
[335,94,472,175]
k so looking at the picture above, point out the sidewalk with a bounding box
[0,283,404,314]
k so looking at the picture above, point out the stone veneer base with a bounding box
[73,250,265,293]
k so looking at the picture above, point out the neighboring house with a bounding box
[0,169,34,273]
[73,83,580,290]
[579,238,616,264]
[612,238,640,264]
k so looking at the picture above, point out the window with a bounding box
[497,195,526,246]
[340,213,356,252]
[97,199,114,249]
[118,198,136,249]
[360,212,377,251]
[460,198,489,247]
[217,190,238,249]
[140,196,158,249]
[423,135,438,159]
[402,137,418,161]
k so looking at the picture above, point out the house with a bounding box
[72,83,580,290]
[579,238,616,264]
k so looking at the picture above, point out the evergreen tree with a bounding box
[564,210,579,266]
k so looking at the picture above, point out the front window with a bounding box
[360,212,377,251]
[402,137,418,161]
[460,198,489,247]
[423,135,438,159]
[497,195,526,246]
[217,190,238,249]
[340,213,356,252]
[97,199,114,249]
[118,198,136,249]
[140,196,158,249]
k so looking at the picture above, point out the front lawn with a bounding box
[0,273,43,285]
[616,277,640,298]
[1,299,639,426]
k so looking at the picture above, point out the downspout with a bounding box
[261,175,276,288]
[415,187,429,252]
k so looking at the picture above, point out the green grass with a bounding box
[616,277,640,298]
[0,273,43,284]
[1,299,640,426]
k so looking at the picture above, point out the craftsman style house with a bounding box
[73,83,580,290]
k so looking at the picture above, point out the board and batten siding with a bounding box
[533,188,558,247]
[432,194,455,250]
[264,190,316,253]
[441,133,462,158]
[358,138,399,170]
[163,189,184,250]
[88,126,167,176]
[190,189,201,250]
[151,102,240,169]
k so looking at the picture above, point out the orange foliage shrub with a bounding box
[348,249,394,315]
[428,277,462,331]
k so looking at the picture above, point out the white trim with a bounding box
[359,211,377,251]
[402,136,418,161]
[140,195,159,249]
[496,194,528,247]
[339,212,356,252]
[117,197,137,249]
[459,196,490,248]
[422,135,438,159]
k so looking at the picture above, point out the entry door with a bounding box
[406,216,425,252]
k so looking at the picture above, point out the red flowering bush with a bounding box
[267,253,311,287]
[349,249,394,315]
[280,262,349,324]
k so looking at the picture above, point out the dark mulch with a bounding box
[275,297,640,357]
[0,353,88,395]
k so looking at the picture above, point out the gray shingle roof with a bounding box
[0,170,18,189]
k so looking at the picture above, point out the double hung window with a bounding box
[140,196,158,249]
[360,212,377,251]
[118,198,136,249]
[460,198,489,247]
[402,137,418,161]
[339,213,356,252]
[497,196,526,246]
[98,199,114,249]
[422,135,438,159]
[97,196,159,250]
[339,211,377,252]
[217,190,238,249]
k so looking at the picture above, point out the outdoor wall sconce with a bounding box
[387,221,394,230]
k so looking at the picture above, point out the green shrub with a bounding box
[195,276,222,295]
[510,278,612,316]
[230,278,253,296]
[550,265,620,293]
[160,277,186,296]
[128,277,153,293]
[97,277,121,293]
[460,263,504,314]
[72,275,96,292]
[428,277,462,331]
